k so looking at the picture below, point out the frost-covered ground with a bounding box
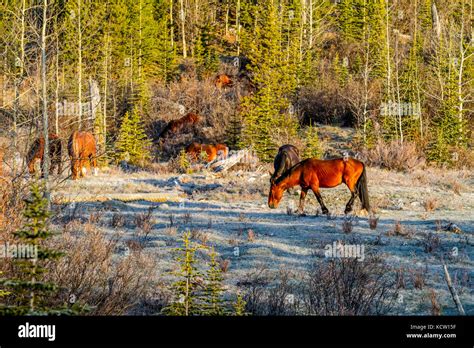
[52,164,474,315]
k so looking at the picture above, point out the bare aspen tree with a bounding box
[41,0,50,206]
[180,0,186,58]
[170,0,174,49]
[236,0,241,55]
[77,0,83,129]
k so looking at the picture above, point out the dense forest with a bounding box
[0,0,472,167]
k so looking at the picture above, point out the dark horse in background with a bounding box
[268,157,370,215]
[270,144,300,182]
[158,112,201,141]
[27,133,62,177]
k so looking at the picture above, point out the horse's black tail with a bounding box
[356,163,370,212]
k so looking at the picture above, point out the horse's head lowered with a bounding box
[268,175,285,209]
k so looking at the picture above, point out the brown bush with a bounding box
[49,224,156,315]
[363,140,425,171]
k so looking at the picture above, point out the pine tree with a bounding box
[163,231,205,316]
[0,183,70,315]
[233,294,247,316]
[240,0,299,162]
[201,247,226,315]
[303,123,322,159]
[114,109,152,166]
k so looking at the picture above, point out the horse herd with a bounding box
[16,117,370,215]
[27,131,98,180]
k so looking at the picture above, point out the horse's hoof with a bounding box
[298,212,307,217]
[322,209,329,215]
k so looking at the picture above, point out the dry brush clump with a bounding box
[48,223,156,315]
[301,255,399,315]
[363,140,425,172]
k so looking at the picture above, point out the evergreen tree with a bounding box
[163,231,205,316]
[114,109,152,166]
[0,183,73,315]
[201,247,226,315]
[303,123,322,159]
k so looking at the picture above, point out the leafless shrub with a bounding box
[247,229,256,242]
[369,215,379,230]
[88,211,103,225]
[395,267,406,289]
[424,197,439,212]
[423,233,441,253]
[182,212,192,225]
[363,140,425,172]
[135,209,154,236]
[429,289,441,315]
[190,229,208,245]
[302,255,399,315]
[219,259,231,273]
[411,269,426,290]
[110,212,126,228]
[388,220,411,237]
[342,217,353,234]
[49,224,156,315]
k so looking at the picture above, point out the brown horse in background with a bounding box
[159,113,201,140]
[186,143,229,163]
[268,157,370,215]
[27,133,62,177]
[214,74,233,88]
[68,131,98,180]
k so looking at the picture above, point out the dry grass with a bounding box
[363,140,425,172]
[247,229,256,242]
[423,197,439,212]
[429,289,442,315]
[110,212,126,228]
[369,215,379,230]
[49,223,156,315]
[342,217,353,234]
[423,233,441,253]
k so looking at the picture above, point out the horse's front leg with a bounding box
[313,189,329,215]
[297,187,308,215]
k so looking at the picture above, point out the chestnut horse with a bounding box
[186,142,229,163]
[214,74,233,88]
[68,131,98,180]
[271,144,300,182]
[27,133,62,176]
[159,113,201,140]
[268,157,370,215]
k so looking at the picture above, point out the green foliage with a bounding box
[303,124,322,159]
[201,248,226,316]
[194,24,219,78]
[163,232,205,316]
[114,109,152,166]
[240,0,300,162]
[233,294,248,316]
[0,183,72,315]
[177,148,191,174]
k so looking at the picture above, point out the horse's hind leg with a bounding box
[345,191,357,214]
[344,176,358,214]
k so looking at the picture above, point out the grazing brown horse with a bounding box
[159,113,201,140]
[27,133,62,176]
[268,157,370,215]
[68,131,98,180]
[270,144,300,182]
[214,74,233,88]
[186,143,229,163]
